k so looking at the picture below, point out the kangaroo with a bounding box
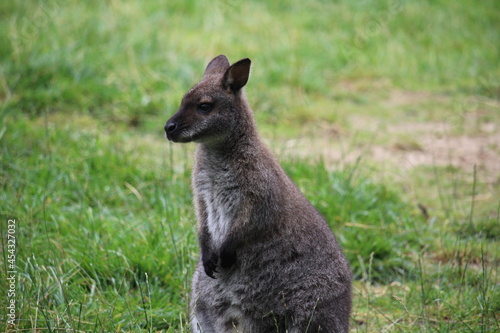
[164,55,352,333]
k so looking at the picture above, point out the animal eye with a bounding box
[198,103,213,113]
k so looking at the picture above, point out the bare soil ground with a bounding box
[280,90,500,186]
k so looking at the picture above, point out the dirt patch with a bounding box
[279,99,500,185]
[384,90,437,108]
[375,122,500,182]
[283,122,499,184]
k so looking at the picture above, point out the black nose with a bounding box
[165,121,177,134]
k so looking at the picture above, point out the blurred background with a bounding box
[1,0,499,332]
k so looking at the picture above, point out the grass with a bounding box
[1,0,499,332]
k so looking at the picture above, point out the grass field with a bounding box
[1,0,499,332]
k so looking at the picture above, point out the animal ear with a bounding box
[204,55,230,76]
[223,58,251,92]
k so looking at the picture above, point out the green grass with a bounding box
[1,0,499,332]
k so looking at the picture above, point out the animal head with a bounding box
[164,55,252,145]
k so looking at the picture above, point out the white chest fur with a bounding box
[195,167,241,251]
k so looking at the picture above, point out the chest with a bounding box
[194,166,241,250]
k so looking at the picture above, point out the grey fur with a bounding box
[165,55,352,333]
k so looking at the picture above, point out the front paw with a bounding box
[202,252,219,279]
[220,247,237,269]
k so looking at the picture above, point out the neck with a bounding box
[200,103,260,157]
[199,127,259,158]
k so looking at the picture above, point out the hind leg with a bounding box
[190,267,241,333]
[191,290,265,332]
[191,302,250,333]
[191,291,217,333]
[190,266,217,333]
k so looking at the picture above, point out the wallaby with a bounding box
[164,55,352,333]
